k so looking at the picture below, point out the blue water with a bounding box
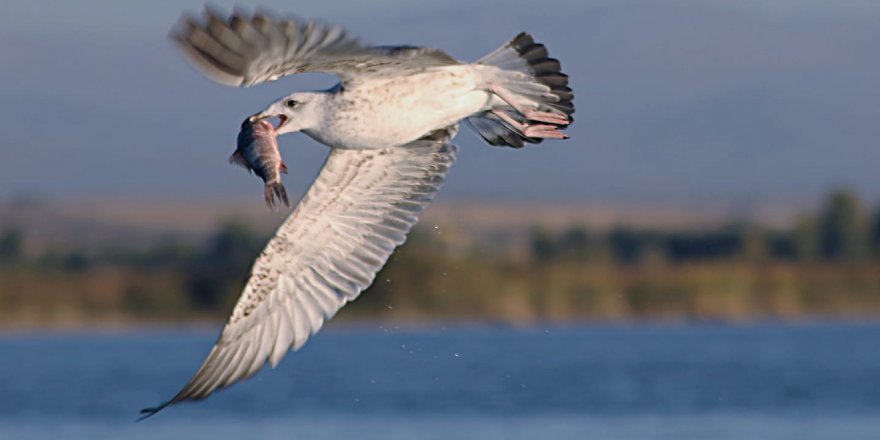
[1,324,879,439]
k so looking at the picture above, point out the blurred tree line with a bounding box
[0,219,265,321]
[0,189,879,326]
[529,189,880,265]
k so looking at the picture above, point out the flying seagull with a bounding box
[142,6,573,418]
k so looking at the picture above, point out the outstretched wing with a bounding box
[141,127,458,418]
[171,7,459,87]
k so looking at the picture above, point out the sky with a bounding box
[1,0,879,205]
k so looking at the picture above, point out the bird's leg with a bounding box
[523,124,568,139]
[524,110,570,126]
[491,109,568,140]
[492,110,567,138]
[491,86,570,126]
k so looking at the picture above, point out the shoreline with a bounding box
[3,314,880,335]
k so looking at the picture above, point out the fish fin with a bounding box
[228,150,250,171]
[264,184,276,210]
[277,183,289,207]
[280,162,289,174]
[264,182,289,209]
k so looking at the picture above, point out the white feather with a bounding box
[160,132,458,405]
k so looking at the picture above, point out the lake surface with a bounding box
[0,323,878,439]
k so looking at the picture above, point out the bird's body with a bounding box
[142,7,574,419]
[309,66,491,149]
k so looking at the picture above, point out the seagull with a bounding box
[141,6,573,418]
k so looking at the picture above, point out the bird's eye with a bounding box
[285,99,297,108]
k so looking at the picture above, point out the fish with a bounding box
[230,117,289,209]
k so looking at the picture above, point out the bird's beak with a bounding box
[249,112,288,130]
[248,112,267,122]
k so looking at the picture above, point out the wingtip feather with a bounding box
[137,401,170,422]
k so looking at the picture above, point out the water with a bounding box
[1,323,879,439]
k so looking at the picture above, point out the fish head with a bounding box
[253,92,322,135]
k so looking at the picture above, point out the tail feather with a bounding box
[506,32,574,116]
[467,113,533,148]
[472,32,574,148]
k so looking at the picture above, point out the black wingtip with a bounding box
[137,401,170,422]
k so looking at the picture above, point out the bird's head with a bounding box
[252,92,322,135]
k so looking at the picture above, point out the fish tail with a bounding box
[276,183,289,207]
[263,184,276,209]
[264,182,289,209]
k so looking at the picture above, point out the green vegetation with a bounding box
[1,190,879,328]
[818,190,869,260]
[0,228,23,267]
